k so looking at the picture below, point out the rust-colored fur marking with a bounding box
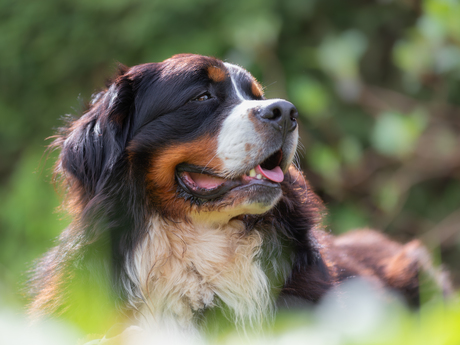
[207,66,227,82]
[245,143,254,152]
[251,80,264,98]
[29,270,63,316]
[146,135,223,218]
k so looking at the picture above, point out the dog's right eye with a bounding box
[191,92,212,102]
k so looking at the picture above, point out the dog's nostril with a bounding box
[290,108,298,121]
[257,100,298,135]
[261,106,282,120]
[272,107,282,120]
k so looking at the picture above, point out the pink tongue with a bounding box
[256,165,284,183]
[189,172,226,189]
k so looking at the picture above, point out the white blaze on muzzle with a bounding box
[217,98,289,176]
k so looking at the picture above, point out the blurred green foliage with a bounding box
[0,0,459,341]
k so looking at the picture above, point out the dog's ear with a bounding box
[55,65,134,200]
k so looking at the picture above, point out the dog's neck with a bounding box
[126,215,288,332]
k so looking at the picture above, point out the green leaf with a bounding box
[317,29,367,80]
[308,143,341,183]
[289,76,330,119]
[371,110,427,158]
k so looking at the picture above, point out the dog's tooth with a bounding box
[249,169,256,177]
[256,174,262,180]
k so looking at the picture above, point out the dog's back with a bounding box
[30,54,451,337]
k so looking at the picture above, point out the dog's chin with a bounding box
[226,182,283,212]
[190,184,282,224]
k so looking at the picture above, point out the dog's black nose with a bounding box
[257,100,298,136]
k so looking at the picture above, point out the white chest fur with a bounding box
[126,216,275,331]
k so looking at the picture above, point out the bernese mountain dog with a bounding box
[30,54,450,336]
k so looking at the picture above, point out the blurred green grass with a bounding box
[0,0,459,342]
[2,279,459,344]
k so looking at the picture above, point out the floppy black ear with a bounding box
[57,66,134,199]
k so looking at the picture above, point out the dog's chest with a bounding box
[132,217,270,327]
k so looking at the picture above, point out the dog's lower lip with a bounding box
[177,170,240,199]
[176,164,281,200]
[175,148,285,200]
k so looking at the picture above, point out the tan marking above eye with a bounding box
[207,66,227,82]
[251,80,264,98]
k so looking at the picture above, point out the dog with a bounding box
[29,54,450,337]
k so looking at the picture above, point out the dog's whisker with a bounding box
[201,152,219,174]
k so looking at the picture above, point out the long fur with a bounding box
[29,54,450,337]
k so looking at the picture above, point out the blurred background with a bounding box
[0,0,459,315]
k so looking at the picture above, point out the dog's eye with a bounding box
[191,92,212,102]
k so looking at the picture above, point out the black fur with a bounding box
[30,55,447,336]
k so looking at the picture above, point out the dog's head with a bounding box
[57,54,299,224]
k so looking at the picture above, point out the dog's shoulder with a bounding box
[276,168,451,306]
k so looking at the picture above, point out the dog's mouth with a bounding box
[176,150,284,200]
